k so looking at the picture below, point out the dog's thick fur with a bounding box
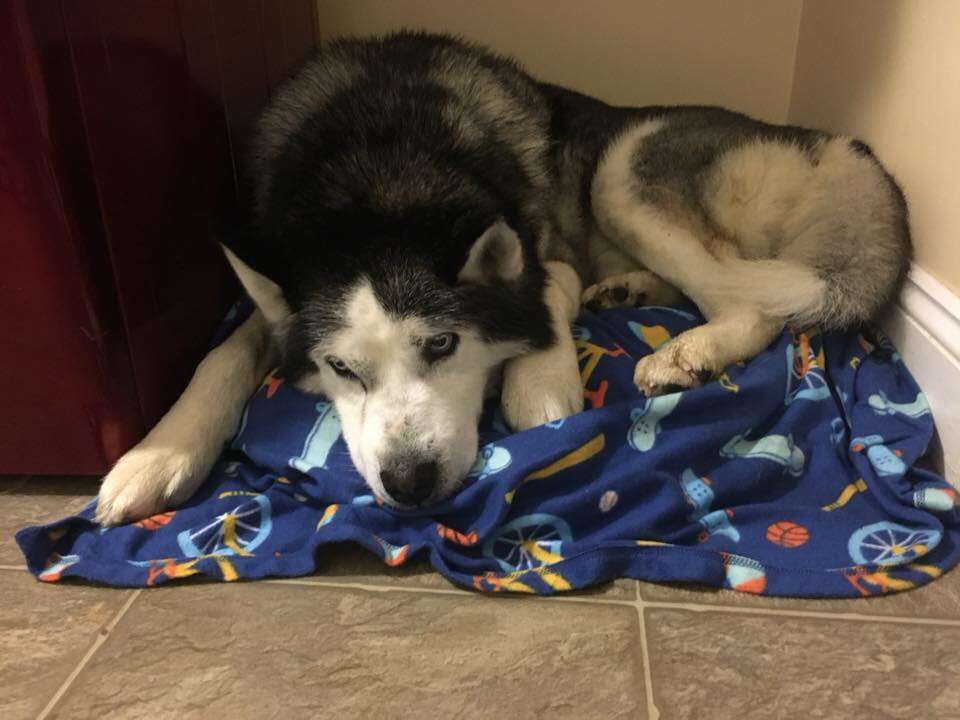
[96,32,909,524]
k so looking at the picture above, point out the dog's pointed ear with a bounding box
[457,219,525,285]
[220,244,291,327]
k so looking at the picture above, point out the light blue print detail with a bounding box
[830,418,847,448]
[289,401,342,473]
[39,554,80,579]
[468,443,512,481]
[176,494,273,557]
[483,513,572,572]
[678,468,740,542]
[721,431,805,476]
[850,435,906,477]
[570,324,591,342]
[679,468,714,521]
[868,390,930,419]
[628,392,682,452]
[913,487,957,513]
[698,509,740,542]
[848,521,941,566]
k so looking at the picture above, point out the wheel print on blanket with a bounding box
[847,521,941,567]
[177,493,273,557]
[483,513,573,573]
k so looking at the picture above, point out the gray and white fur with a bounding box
[542,85,909,394]
[97,32,909,524]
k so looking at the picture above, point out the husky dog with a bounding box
[96,32,909,524]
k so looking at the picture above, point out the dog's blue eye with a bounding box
[326,356,357,379]
[426,332,458,359]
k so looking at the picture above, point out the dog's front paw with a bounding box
[501,345,583,431]
[633,335,715,396]
[96,447,202,526]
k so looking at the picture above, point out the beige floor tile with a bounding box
[0,572,133,720]
[301,541,637,600]
[53,582,646,719]
[638,564,960,620]
[644,607,960,720]
[0,476,100,566]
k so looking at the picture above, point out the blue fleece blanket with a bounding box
[16,303,960,596]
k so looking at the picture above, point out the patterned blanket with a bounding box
[17,304,960,596]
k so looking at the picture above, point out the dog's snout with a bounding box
[380,460,438,506]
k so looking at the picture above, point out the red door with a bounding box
[0,0,317,473]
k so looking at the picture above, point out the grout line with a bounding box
[635,584,660,720]
[265,578,470,596]
[8,561,955,627]
[541,593,637,607]
[35,589,142,720]
[270,576,960,628]
[641,599,960,627]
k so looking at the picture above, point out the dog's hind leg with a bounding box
[95,310,275,525]
[606,219,783,394]
[501,261,584,430]
[592,125,797,394]
[591,201,785,393]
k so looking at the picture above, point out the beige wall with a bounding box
[789,0,960,295]
[315,0,803,122]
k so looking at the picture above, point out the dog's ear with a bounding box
[457,219,525,285]
[220,244,292,327]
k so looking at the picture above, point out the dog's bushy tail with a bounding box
[712,220,910,331]
[710,258,829,328]
[714,143,912,331]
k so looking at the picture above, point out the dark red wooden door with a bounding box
[0,0,316,473]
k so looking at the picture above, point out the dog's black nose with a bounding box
[381,461,438,506]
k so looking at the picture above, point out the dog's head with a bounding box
[223,30,560,506]
[223,216,551,508]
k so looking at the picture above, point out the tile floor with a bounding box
[2,476,959,720]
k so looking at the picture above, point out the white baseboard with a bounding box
[882,264,960,485]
